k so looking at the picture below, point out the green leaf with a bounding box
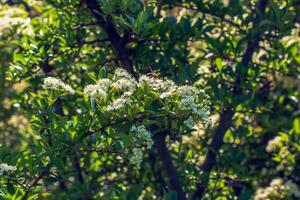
[13,54,27,65]
[163,191,177,200]
[126,184,142,200]
[215,57,223,71]
[134,11,149,34]
[88,73,97,82]
[98,67,106,79]
[293,118,300,134]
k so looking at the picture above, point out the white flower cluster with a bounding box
[83,69,136,111]
[0,5,34,37]
[276,146,294,174]
[82,68,211,127]
[176,86,211,124]
[139,75,176,99]
[129,148,143,168]
[266,135,286,153]
[83,79,110,99]
[81,69,210,169]
[0,163,17,176]
[106,95,133,111]
[253,178,300,200]
[266,135,294,174]
[125,125,154,168]
[111,68,137,92]
[138,75,211,124]
[43,77,75,94]
[176,86,207,110]
[131,125,153,149]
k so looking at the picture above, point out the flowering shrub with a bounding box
[253,178,300,200]
[41,68,210,169]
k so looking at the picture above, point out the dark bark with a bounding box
[199,110,234,172]
[154,131,186,200]
[85,0,137,79]
[40,60,52,75]
[149,151,167,196]
[72,155,84,184]
[192,110,234,199]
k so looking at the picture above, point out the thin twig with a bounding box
[72,22,99,30]
[22,169,48,200]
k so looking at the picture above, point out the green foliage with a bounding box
[0,0,300,199]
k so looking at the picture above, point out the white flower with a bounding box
[43,77,75,94]
[184,117,195,129]
[113,68,134,80]
[176,86,203,111]
[27,0,44,7]
[270,178,284,187]
[0,6,34,37]
[97,78,111,89]
[82,70,211,124]
[84,84,106,99]
[129,148,143,168]
[266,136,284,153]
[193,107,211,121]
[106,96,133,112]
[0,163,17,175]
[83,78,110,99]
[176,85,200,99]
[111,78,137,92]
[176,86,209,104]
[176,85,211,123]
[253,178,290,200]
[160,91,173,99]
[139,76,177,99]
[110,68,137,94]
[123,91,134,97]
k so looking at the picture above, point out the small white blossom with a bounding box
[193,107,211,122]
[123,91,134,97]
[129,148,143,168]
[113,68,134,80]
[175,85,210,123]
[111,78,137,92]
[160,91,173,99]
[106,96,133,112]
[97,78,111,89]
[139,76,177,99]
[253,178,292,200]
[266,136,284,153]
[0,163,17,175]
[43,77,75,94]
[83,78,111,99]
[0,6,34,37]
[176,85,200,99]
[84,84,106,99]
